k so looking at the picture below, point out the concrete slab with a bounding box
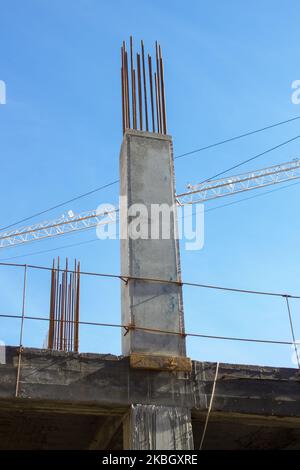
[1,347,300,449]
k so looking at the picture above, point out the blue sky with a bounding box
[1,0,300,367]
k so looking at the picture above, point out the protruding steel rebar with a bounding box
[48,259,55,349]
[154,71,160,133]
[74,261,80,352]
[155,41,162,134]
[121,38,167,135]
[130,36,134,128]
[121,59,125,134]
[148,55,155,133]
[130,36,137,130]
[48,257,80,352]
[159,45,167,134]
[125,50,130,128]
[137,53,143,130]
[55,256,60,349]
[141,40,148,131]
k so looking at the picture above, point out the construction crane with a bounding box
[1,159,299,249]
[176,159,300,204]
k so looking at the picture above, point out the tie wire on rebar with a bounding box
[121,37,167,135]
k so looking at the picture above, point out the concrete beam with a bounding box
[1,348,300,420]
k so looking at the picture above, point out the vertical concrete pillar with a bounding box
[123,405,194,450]
[120,130,186,357]
[120,130,193,450]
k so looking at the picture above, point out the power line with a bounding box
[0,237,101,261]
[198,133,300,185]
[1,178,299,262]
[1,158,298,250]
[0,312,299,346]
[0,180,120,232]
[181,179,300,220]
[0,261,299,298]
[2,115,300,232]
[174,115,300,160]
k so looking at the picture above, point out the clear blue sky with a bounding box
[1,0,300,367]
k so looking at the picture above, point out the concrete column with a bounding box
[123,405,194,450]
[120,130,186,357]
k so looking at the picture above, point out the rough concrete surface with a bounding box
[1,347,300,449]
[120,130,185,357]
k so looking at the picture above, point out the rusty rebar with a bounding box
[125,50,130,128]
[137,53,143,130]
[148,55,155,132]
[59,263,65,351]
[121,51,125,134]
[48,260,55,349]
[154,71,160,133]
[121,38,167,136]
[122,42,130,130]
[54,257,60,349]
[159,45,167,134]
[155,41,162,133]
[74,261,80,352]
[130,36,137,130]
[48,258,80,352]
[141,40,148,131]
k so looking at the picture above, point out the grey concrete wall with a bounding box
[120,130,185,356]
[2,348,300,420]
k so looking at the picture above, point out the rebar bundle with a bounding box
[48,257,80,352]
[121,37,167,135]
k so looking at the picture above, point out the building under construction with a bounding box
[0,38,300,450]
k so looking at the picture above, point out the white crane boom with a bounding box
[1,159,299,249]
[0,208,118,249]
[176,159,300,204]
